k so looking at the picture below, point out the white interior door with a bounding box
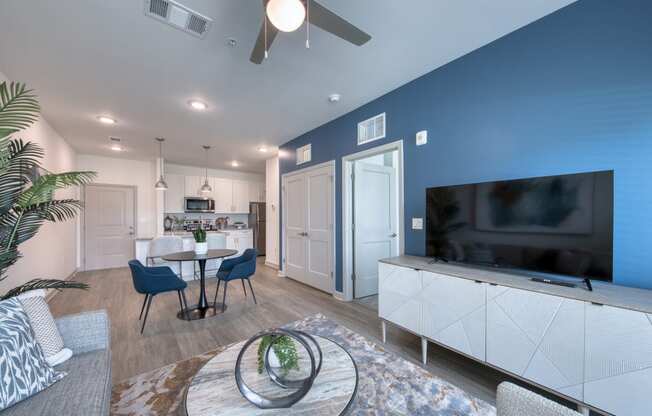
[284,174,307,281]
[354,161,397,298]
[283,164,333,293]
[84,185,135,270]
[304,166,333,293]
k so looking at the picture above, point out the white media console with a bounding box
[378,255,652,416]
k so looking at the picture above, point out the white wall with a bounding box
[165,163,264,182]
[0,71,78,295]
[266,157,280,267]
[76,155,157,239]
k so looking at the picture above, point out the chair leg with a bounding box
[247,279,257,305]
[139,294,149,320]
[222,281,228,313]
[213,279,221,306]
[141,295,154,334]
[241,279,247,297]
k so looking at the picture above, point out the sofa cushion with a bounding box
[18,290,72,366]
[0,298,66,411]
[2,348,111,416]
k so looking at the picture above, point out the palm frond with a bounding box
[0,82,40,139]
[0,140,44,216]
[18,171,96,208]
[1,278,88,300]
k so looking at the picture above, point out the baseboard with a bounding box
[46,268,78,302]
[264,260,279,270]
[277,269,287,277]
[332,291,348,302]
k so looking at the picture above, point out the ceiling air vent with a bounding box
[358,113,386,145]
[144,0,213,39]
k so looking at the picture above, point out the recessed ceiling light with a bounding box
[97,115,117,124]
[328,93,341,103]
[258,146,268,153]
[231,160,240,167]
[226,37,237,47]
[188,100,208,111]
[109,137,123,151]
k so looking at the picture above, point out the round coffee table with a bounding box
[184,335,358,416]
[162,249,237,320]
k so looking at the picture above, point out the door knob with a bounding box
[389,233,397,238]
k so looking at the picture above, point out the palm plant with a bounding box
[0,81,96,299]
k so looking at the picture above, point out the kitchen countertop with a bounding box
[136,228,252,241]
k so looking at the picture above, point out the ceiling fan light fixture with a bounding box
[266,0,306,32]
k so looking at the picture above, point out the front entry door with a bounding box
[283,164,333,293]
[84,185,135,270]
[354,161,398,298]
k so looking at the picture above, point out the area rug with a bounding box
[111,314,496,415]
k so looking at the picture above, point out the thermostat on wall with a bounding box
[416,130,428,146]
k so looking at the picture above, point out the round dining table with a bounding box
[162,249,237,320]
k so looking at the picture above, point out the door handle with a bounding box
[389,233,397,238]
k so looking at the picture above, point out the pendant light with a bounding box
[200,145,212,194]
[154,138,168,191]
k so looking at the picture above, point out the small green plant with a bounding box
[192,227,206,243]
[257,335,299,376]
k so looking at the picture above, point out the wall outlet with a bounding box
[412,218,424,230]
[416,130,428,146]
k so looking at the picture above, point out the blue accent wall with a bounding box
[279,0,652,291]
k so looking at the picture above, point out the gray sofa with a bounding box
[5,310,111,416]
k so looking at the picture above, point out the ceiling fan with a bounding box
[250,0,372,64]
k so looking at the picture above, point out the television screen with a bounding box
[426,171,614,282]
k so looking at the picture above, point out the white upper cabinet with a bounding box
[184,175,203,197]
[248,182,264,203]
[213,177,233,213]
[232,180,249,213]
[164,174,185,213]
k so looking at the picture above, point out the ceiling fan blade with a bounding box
[308,1,371,46]
[250,16,279,64]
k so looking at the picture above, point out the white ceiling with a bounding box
[0,0,575,173]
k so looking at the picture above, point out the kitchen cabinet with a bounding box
[248,182,264,202]
[164,174,185,213]
[232,180,250,213]
[225,230,254,256]
[184,175,203,197]
[213,177,233,213]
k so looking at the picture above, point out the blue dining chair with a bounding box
[128,260,189,334]
[213,249,257,312]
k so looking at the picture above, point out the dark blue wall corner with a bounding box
[279,0,652,291]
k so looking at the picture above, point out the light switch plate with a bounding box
[412,218,424,230]
[416,130,428,146]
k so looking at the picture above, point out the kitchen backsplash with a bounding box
[164,213,249,231]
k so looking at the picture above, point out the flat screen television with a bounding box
[426,171,614,282]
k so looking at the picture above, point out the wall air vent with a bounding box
[144,0,213,39]
[358,113,386,145]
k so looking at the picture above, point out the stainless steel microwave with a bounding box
[184,197,215,213]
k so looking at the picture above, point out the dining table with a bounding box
[162,249,238,320]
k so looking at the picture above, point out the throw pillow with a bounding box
[17,290,72,366]
[0,297,66,411]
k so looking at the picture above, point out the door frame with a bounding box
[81,183,138,271]
[280,160,336,295]
[342,140,404,301]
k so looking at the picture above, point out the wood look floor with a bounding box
[50,260,523,406]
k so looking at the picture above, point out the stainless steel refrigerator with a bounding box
[249,202,266,256]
